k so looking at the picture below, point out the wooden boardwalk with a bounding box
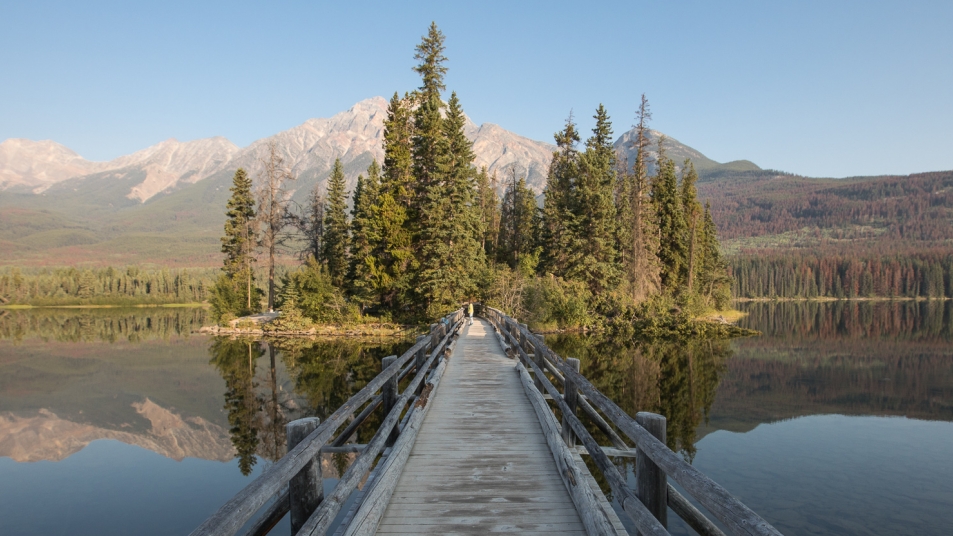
[376,319,592,535]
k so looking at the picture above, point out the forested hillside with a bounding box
[697,170,953,298]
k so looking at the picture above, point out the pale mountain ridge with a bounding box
[0,97,755,205]
[0,97,558,203]
[0,139,100,191]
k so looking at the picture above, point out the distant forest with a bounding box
[0,266,216,306]
[699,169,953,299]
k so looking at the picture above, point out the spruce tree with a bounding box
[211,168,261,319]
[322,159,349,287]
[347,160,383,313]
[417,91,484,316]
[698,201,730,307]
[680,160,702,292]
[565,105,621,295]
[652,138,688,294]
[379,93,415,313]
[539,116,581,277]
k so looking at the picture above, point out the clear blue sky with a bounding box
[2,0,951,177]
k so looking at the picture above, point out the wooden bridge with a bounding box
[191,306,782,536]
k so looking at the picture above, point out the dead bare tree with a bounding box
[257,141,296,312]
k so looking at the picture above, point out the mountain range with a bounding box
[1,96,763,266]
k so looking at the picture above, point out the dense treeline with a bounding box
[0,266,216,306]
[731,251,953,299]
[210,24,733,329]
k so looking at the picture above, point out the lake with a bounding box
[0,301,951,535]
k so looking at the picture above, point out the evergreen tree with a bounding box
[497,169,538,270]
[211,168,261,320]
[379,93,415,312]
[417,91,484,316]
[322,159,349,287]
[680,160,702,292]
[618,95,659,300]
[410,26,447,222]
[539,115,581,277]
[347,160,383,313]
[475,166,501,259]
[652,138,688,294]
[698,202,730,307]
[304,183,324,263]
[565,105,621,295]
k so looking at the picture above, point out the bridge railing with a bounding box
[482,305,782,536]
[190,308,465,536]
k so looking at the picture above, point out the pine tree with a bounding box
[565,105,621,295]
[698,202,730,308]
[322,159,349,288]
[618,95,659,300]
[257,142,296,312]
[680,160,702,292]
[539,115,581,277]
[417,91,484,316]
[211,168,261,320]
[347,160,383,313]
[303,183,324,262]
[652,138,688,294]
[382,92,414,209]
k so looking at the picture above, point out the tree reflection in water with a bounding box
[208,336,413,475]
[546,333,731,462]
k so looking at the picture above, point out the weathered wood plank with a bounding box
[374,319,590,536]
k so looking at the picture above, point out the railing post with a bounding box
[415,335,427,394]
[518,323,527,353]
[636,412,668,530]
[561,358,580,446]
[382,355,399,447]
[287,417,322,535]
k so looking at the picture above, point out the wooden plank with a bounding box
[373,319,589,536]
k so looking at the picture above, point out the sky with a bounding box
[2,0,951,178]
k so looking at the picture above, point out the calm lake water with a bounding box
[1,302,951,535]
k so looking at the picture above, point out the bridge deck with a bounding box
[374,319,588,535]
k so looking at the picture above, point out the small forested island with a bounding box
[207,24,735,338]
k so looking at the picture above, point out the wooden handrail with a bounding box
[482,306,782,536]
[191,309,464,536]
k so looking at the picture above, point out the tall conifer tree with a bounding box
[475,166,501,259]
[680,160,702,292]
[651,139,688,294]
[417,92,484,316]
[539,116,580,277]
[565,105,621,294]
[348,161,383,312]
[211,168,261,319]
[497,171,538,271]
[322,159,349,287]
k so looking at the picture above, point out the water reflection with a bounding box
[206,337,413,475]
[545,333,730,461]
[0,307,206,343]
[716,300,953,431]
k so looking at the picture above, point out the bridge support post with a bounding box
[382,355,399,447]
[561,358,580,446]
[286,417,323,535]
[636,412,668,530]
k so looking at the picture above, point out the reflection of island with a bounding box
[546,334,729,461]
[0,398,234,462]
[0,307,207,343]
[208,336,412,475]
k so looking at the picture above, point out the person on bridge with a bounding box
[467,302,474,325]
